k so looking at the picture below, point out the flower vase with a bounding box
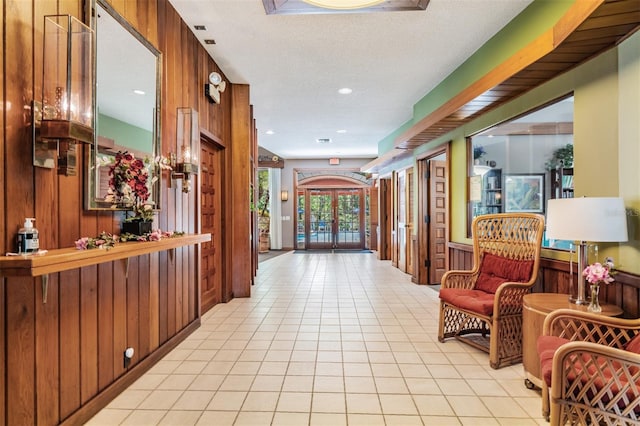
[587,284,602,313]
[122,220,152,236]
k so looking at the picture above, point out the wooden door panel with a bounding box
[200,139,222,312]
[429,160,448,284]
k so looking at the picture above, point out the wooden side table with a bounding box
[522,293,623,389]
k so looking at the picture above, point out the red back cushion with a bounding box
[624,333,640,354]
[475,252,534,294]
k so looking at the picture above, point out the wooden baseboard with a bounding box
[61,319,201,426]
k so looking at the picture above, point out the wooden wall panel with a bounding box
[0,0,5,418]
[97,262,114,391]
[138,254,151,359]
[35,274,59,425]
[127,257,140,368]
[229,85,252,298]
[1,0,249,422]
[80,266,99,403]
[6,279,36,426]
[58,270,80,420]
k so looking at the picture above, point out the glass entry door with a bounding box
[308,190,334,249]
[304,189,365,250]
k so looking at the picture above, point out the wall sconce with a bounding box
[171,108,200,193]
[204,72,226,104]
[34,15,94,175]
[281,190,289,202]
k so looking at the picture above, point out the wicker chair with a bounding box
[437,213,544,369]
[538,309,640,425]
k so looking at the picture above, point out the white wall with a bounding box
[278,158,373,249]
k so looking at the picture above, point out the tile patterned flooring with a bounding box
[87,252,546,425]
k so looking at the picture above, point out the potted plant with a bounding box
[473,145,486,164]
[545,144,573,169]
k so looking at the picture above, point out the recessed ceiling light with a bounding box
[316,138,332,144]
[133,89,145,95]
[194,25,206,30]
[338,88,352,95]
[302,0,385,10]
[336,129,347,134]
[265,130,274,135]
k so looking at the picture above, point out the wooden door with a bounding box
[429,160,448,285]
[369,187,378,251]
[200,139,223,311]
[378,178,391,260]
[406,168,414,276]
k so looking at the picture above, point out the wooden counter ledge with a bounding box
[0,233,211,277]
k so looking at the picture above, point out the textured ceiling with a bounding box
[167,0,534,159]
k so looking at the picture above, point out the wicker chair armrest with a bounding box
[492,282,533,316]
[440,270,477,290]
[550,341,640,407]
[543,309,640,348]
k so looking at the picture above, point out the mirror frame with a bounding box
[85,0,162,212]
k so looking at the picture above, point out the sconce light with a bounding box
[281,190,289,202]
[34,15,94,175]
[204,72,226,104]
[171,108,200,193]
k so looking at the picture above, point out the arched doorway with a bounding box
[295,171,372,250]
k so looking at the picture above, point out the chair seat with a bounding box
[537,335,569,386]
[439,288,495,316]
[537,335,640,414]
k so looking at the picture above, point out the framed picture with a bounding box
[504,174,545,213]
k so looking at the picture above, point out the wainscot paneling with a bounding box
[448,242,640,318]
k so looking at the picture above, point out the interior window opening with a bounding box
[468,94,574,250]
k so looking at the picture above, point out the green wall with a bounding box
[98,113,153,155]
[376,1,640,275]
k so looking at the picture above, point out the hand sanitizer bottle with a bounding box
[17,218,39,254]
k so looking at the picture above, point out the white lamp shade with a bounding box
[546,197,628,242]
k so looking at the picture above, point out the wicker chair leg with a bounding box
[541,383,550,421]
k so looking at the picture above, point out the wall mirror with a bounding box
[85,0,161,211]
[467,94,574,249]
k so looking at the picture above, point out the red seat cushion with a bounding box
[538,335,640,413]
[537,335,569,386]
[439,288,496,316]
[475,252,534,294]
[624,333,640,354]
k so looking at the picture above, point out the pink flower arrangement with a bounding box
[582,262,615,286]
[104,151,154,222]
[75,230,185,249]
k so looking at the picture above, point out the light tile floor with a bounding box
[87,252,546,425]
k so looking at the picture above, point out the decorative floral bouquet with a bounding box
[74,230,185,250]
[104,151,166,222]
[75,232,118,250]
[582,260,615,287]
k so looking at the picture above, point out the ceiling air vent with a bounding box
[204,39,216,45]
[316,138,332,144]
[194,25,206,30]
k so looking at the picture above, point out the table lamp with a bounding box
[546,197,628,304]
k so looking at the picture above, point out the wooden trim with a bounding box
[60,319,200,426]
[201,127,225,149]
[0,234,211,277]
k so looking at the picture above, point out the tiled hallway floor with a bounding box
[87,252,546,425]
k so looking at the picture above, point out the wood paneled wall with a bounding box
[448,243,640,318]
[0,0,254,424]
